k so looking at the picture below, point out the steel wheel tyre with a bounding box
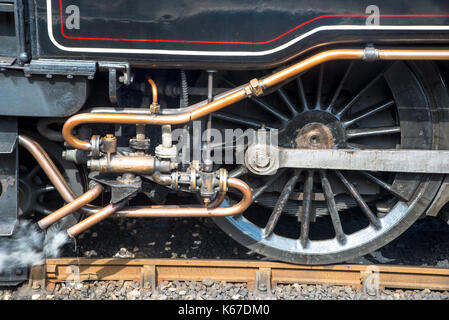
[212,61,447,264]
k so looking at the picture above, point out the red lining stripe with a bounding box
[58,0,449,45]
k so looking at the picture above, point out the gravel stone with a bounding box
[202,279,214,287]
[113,248,135,258]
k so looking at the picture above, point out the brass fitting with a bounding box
[102,134,117,164]
[218,168,228,192]
[244,78,264,97]
[150,102,161,114]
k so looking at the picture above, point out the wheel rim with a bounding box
[212,61,444,264]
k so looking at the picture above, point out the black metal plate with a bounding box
[33,0,449,68]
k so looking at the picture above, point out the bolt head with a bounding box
[19,52,30,63]
[258,283,267,291]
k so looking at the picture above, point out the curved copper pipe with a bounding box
[63,48,449,152]
[19,134,100,215]
[146,76,158,104]
[18,135,77,203]
[260,49,364,88]
[62,49,364,151]
[152,172,172,186]
[20,133,250,224]
[38,184,103,229]
[62,89,246,151]
[67,200,127,238]
[19,135,250,222]
[113,178,251,218]
[207,191,226,209]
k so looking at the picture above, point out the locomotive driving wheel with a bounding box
[212,60,447,264]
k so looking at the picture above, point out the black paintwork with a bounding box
[33,0,449,68]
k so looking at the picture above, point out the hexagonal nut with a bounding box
[245,145,279,176]
[150,103,161,114]
[249,78,264,96]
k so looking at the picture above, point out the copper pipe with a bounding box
[18,135,248,219]
[20,133,250,221]
[261,49,364,88]
[146,76,158,104]
[38,184,103,230]
[377,50,449,60]
[152,172,172,186]
[18,135,76,203]
[18,135,102,215]
[88,155,155,174]
[113,177,251,218]
[67,200,127,238]
[62,89,246,151]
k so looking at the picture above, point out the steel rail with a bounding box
[32,258,449,292]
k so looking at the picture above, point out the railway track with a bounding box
[28,258,449,296]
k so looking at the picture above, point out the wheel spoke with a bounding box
[229,166,249,178]
[335,170,381,229]
[315,64,324,109]
[264,169,301,238]
[361,171,409,201]
[252,169,286,202]
[26,164,41,181]
[252,97,290,122]
[336,69,387,117]
[212,112,270,129]
[319,170,346,243]
[343,100,395,128]
[36,185,56,195]
[297,77,309,111]
[34,204,53,216]
[346,126,401,139]
[278,88,299,116]
[327,61,354,112]
[300,170,314,247]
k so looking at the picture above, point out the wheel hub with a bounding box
[279,110,345,148]
[295,122,335,149]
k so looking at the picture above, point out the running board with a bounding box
[278,149,449,174]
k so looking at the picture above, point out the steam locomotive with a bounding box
[2,0,449,284]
